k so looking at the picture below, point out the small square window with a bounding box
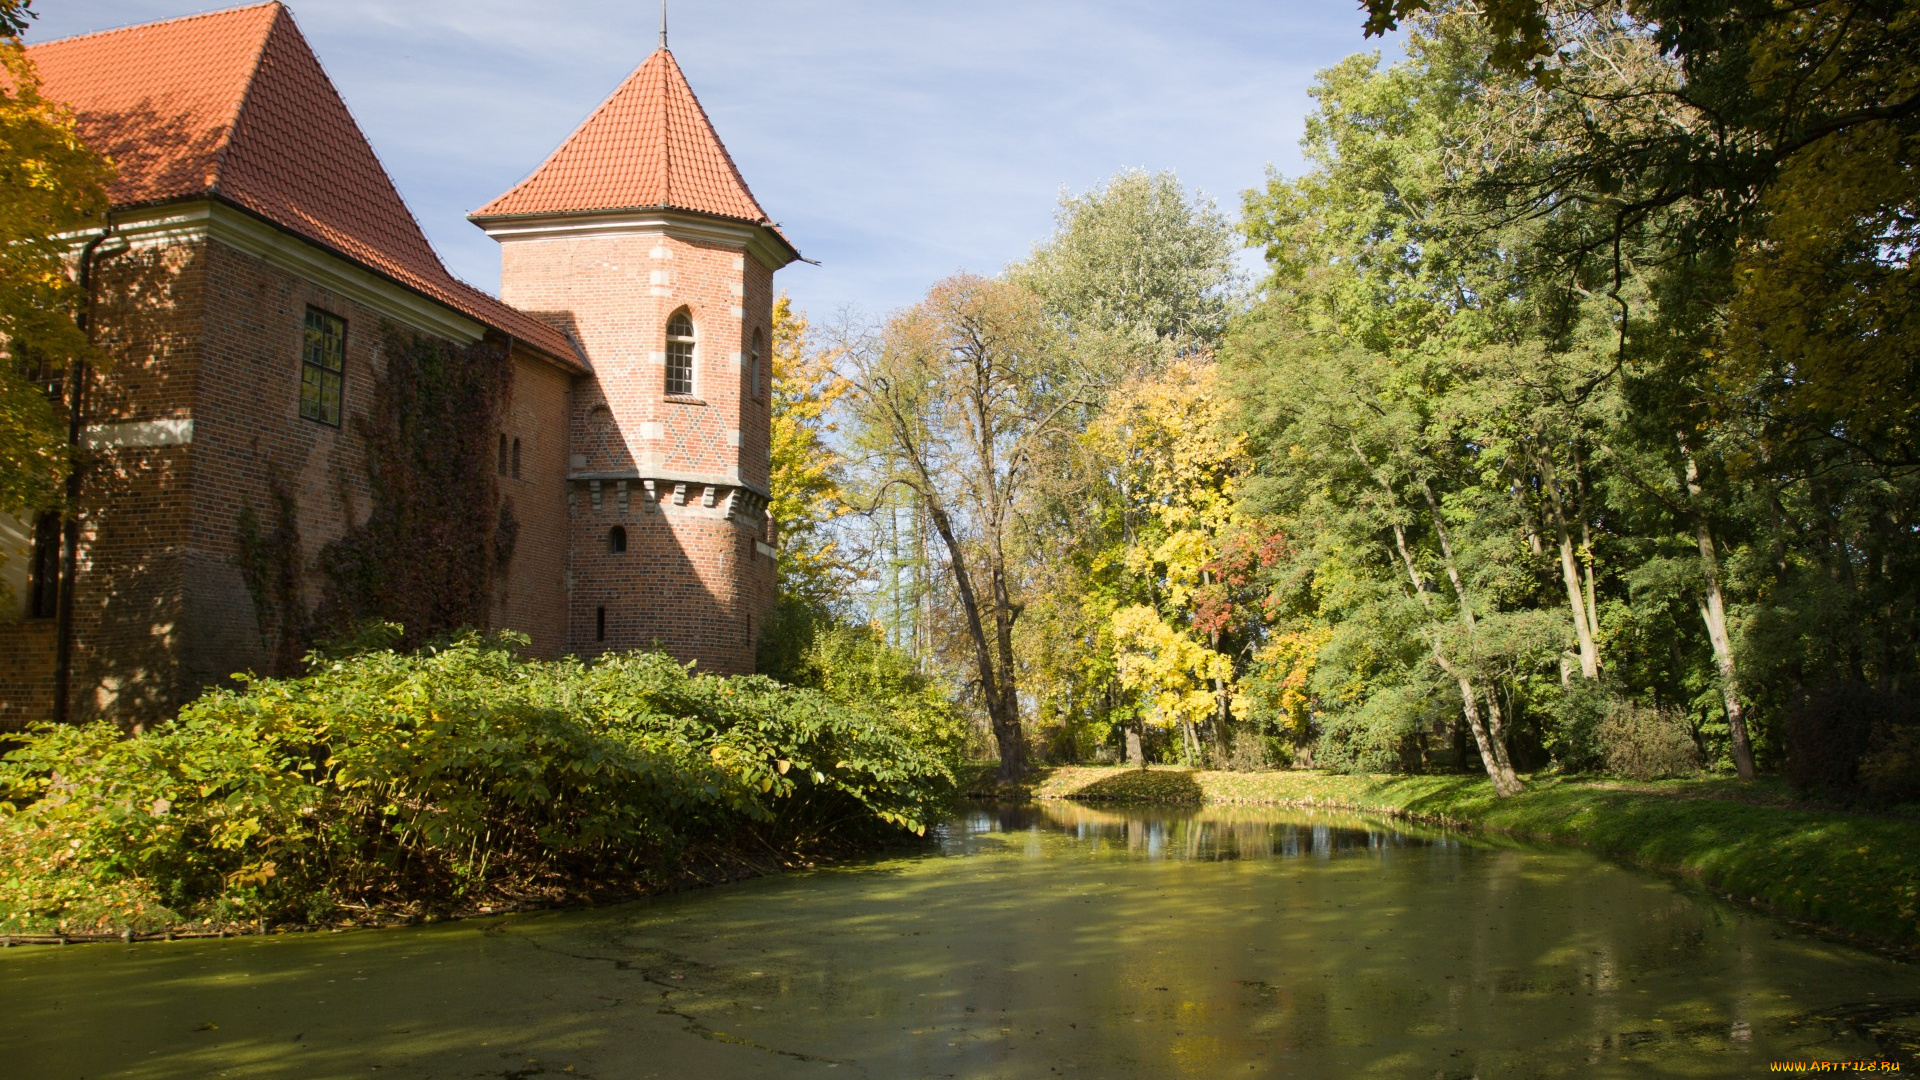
[300,308,346,425]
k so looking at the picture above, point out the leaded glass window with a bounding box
[300,308,345,425]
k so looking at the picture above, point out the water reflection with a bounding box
[942,801,1460,862]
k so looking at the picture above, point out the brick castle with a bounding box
[0,3,794,730]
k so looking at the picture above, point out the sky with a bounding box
[28,0,1399,324]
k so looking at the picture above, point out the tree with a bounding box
[768,294,854,613]
[848,275,1084,782]
[1353,2,1920,779]
[1004,171,1249,766]
[1083,355,1264,765]
[0,2,35,40]
[0,39,111,543]
[1229,21,1671,792]
[1012,168,1242,348]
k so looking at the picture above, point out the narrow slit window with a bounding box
[511,437,522,479]
[665,309,695,396]
[609,525,627,554]
[300,308,346,425]
[596,606,607,642]
[750,327,766,402]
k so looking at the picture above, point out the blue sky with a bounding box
[30,1,1397,323]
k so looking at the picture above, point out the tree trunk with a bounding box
[1411,482,1524,796]
[1125,720,1145,768]
[1436,653,1523,796]
[1538,449,1601,679]
[1211,673,1232,765]
[920,496,1028,781]
[1679,435,1757,781]
[1366,452,1521,795]
[1388,513,1523,797]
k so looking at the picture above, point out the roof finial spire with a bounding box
[659,0,668,49]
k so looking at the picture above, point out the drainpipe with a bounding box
[52,223,124,727]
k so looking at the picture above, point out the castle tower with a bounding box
[471,43,797,673]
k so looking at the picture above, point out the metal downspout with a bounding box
[52,224,120,726]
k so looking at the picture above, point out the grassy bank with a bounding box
[971,765,1920,953]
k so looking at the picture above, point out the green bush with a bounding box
[1597,701,1703,781]
[757,599,977,766]
[0,636,956,933]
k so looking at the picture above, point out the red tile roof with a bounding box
[27,3,585,370]
[473,47,794,253]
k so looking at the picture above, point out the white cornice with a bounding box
[471,207,797,272]
[102,202,488,344]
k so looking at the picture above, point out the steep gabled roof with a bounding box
[27,3,585,370]
[473,47,790,250]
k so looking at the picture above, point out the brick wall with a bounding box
[0,621,56,733]
[498,224,779,673]
[490,347,571,657]
[0,227,578,729]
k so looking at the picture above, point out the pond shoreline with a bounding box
[968,765,1920,959]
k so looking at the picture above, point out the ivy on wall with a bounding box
[237,324,516,670]
[233,473,308,676]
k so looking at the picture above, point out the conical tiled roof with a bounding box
[27,4,584,369]
[473,48,778,230]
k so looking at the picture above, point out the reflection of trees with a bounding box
[1025,800,1446,863]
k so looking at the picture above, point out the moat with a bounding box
[3,804,1914,1078]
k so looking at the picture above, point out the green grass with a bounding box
[967,765,1920,954]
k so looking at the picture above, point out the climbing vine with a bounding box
[233,472,308,676]
[315,325,514,649]
[236,324,515,667]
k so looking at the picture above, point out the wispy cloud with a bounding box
[31,0,1394,320]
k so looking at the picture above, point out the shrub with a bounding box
[757,600,977,766]
[1539,682,1611,773]
[1223,728,1277,772]
[0,636,957,933]
[1598,701,1702,781]
[1859,722,1920,806]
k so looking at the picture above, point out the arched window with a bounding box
[750,327,766,402]
[609,525,627,554]
[497,433,508,476]
[665,308,695,396]
[511,437,522,479]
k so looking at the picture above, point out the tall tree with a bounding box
[0,39,111,554]
[848,275,1083,781]
[1008,170,1249,764]
[1084,355,1263,764]
[768,294,854,614]
[1013,168,1242,349]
